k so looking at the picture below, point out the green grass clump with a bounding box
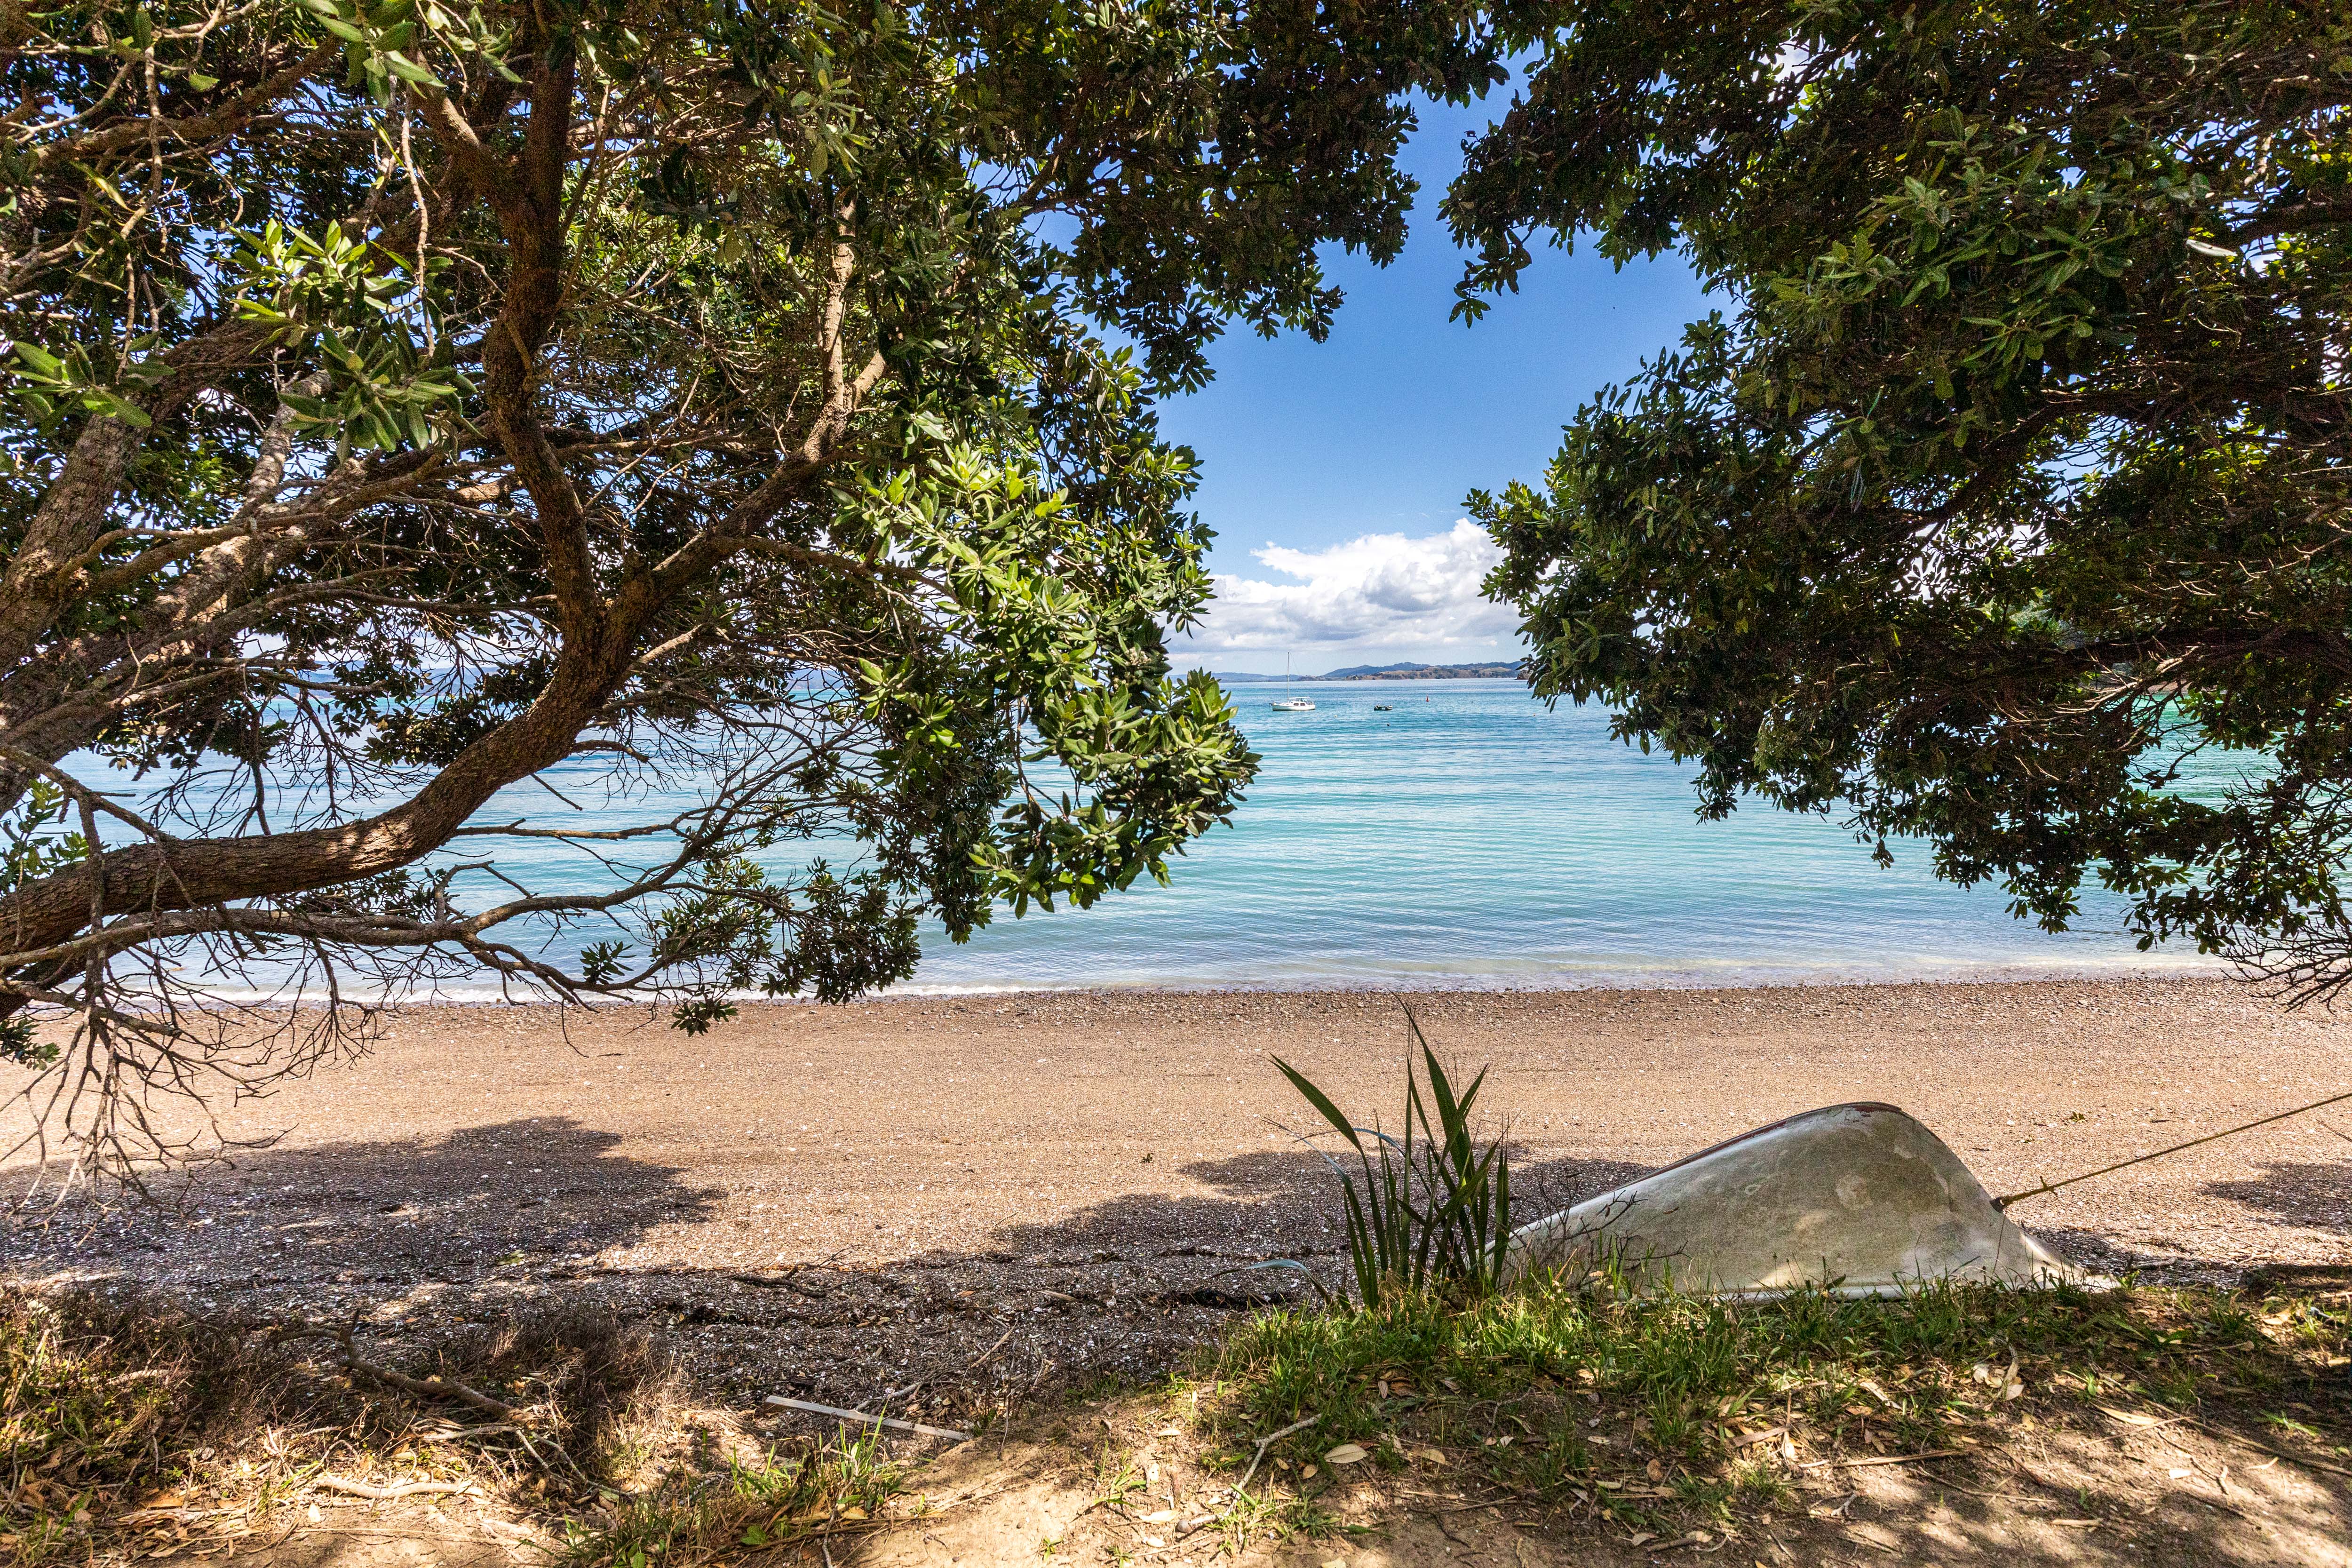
[1197,1273,2350,1516]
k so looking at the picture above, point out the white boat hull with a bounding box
[1505,1103,2084,1298]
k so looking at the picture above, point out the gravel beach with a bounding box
[6,976,2347,1418]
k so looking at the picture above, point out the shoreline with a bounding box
[117,955,2237,1010]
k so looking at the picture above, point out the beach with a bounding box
[8,976,2345,1414]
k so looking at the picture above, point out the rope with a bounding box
[1992,1087,2352,1210]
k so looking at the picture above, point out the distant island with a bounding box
[1325,661,1526,681]
[1211,661,1526,683]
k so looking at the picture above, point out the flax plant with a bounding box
[1275,1009,1511,1307]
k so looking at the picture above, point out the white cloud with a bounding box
[1181,520,1521,662]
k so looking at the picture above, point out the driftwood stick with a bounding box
[313,1475,477,1500]
[964,1328,1014,1371]
[762,1394,970,1441]
[315,1319,527,1423]
[342,1357,524,1423]
[1233,1413,1321,1495]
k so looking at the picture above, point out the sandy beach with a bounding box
[6,975,2347,1418]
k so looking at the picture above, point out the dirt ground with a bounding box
[118,1362,2352,1568]
[6,977,2351,1566]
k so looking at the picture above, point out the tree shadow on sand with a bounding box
[2022,1149,2352,1283]
[976,1145,1655,1268]
[3,1122,2348,1568]
[2205,1155,2352,1234]
[0,1117,721,1291]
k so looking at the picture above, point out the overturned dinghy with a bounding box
[1506,1103,2082,1298]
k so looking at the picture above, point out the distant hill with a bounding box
[1210,661,1525,683]
[1326,661,1525,681]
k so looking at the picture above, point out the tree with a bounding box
[0,0,1510,1173]
[1454,1,2352,997]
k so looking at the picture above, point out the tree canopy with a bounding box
[1458,1,2352,996]
[0,0,1509,1170]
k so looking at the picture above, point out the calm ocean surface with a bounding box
[93,679,2243,997]
[875,678,2232,993]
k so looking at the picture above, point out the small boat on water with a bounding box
[1372,704,1392,711]
[1269,652,1314,711]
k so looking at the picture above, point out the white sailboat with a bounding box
[1269,652,1315,711]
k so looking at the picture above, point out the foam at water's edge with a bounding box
[162,953,2227,1006]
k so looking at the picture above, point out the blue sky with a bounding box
[1163,91,1711,675]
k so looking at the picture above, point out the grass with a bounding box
[10,1266,2350,1565]
[564,1426,907,1568]
[0,1285,899,1568]
[1181,1272,2351,1541]
[0,1287,353,1564]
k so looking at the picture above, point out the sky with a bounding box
[1162,90,1713,675]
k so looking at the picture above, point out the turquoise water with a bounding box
[885,679,2230,992]
[83,679,2243,996]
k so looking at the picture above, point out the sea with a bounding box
[77,678,2245,998]
[882,678,2233,993]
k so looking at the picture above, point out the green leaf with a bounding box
[382,50,441,86]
